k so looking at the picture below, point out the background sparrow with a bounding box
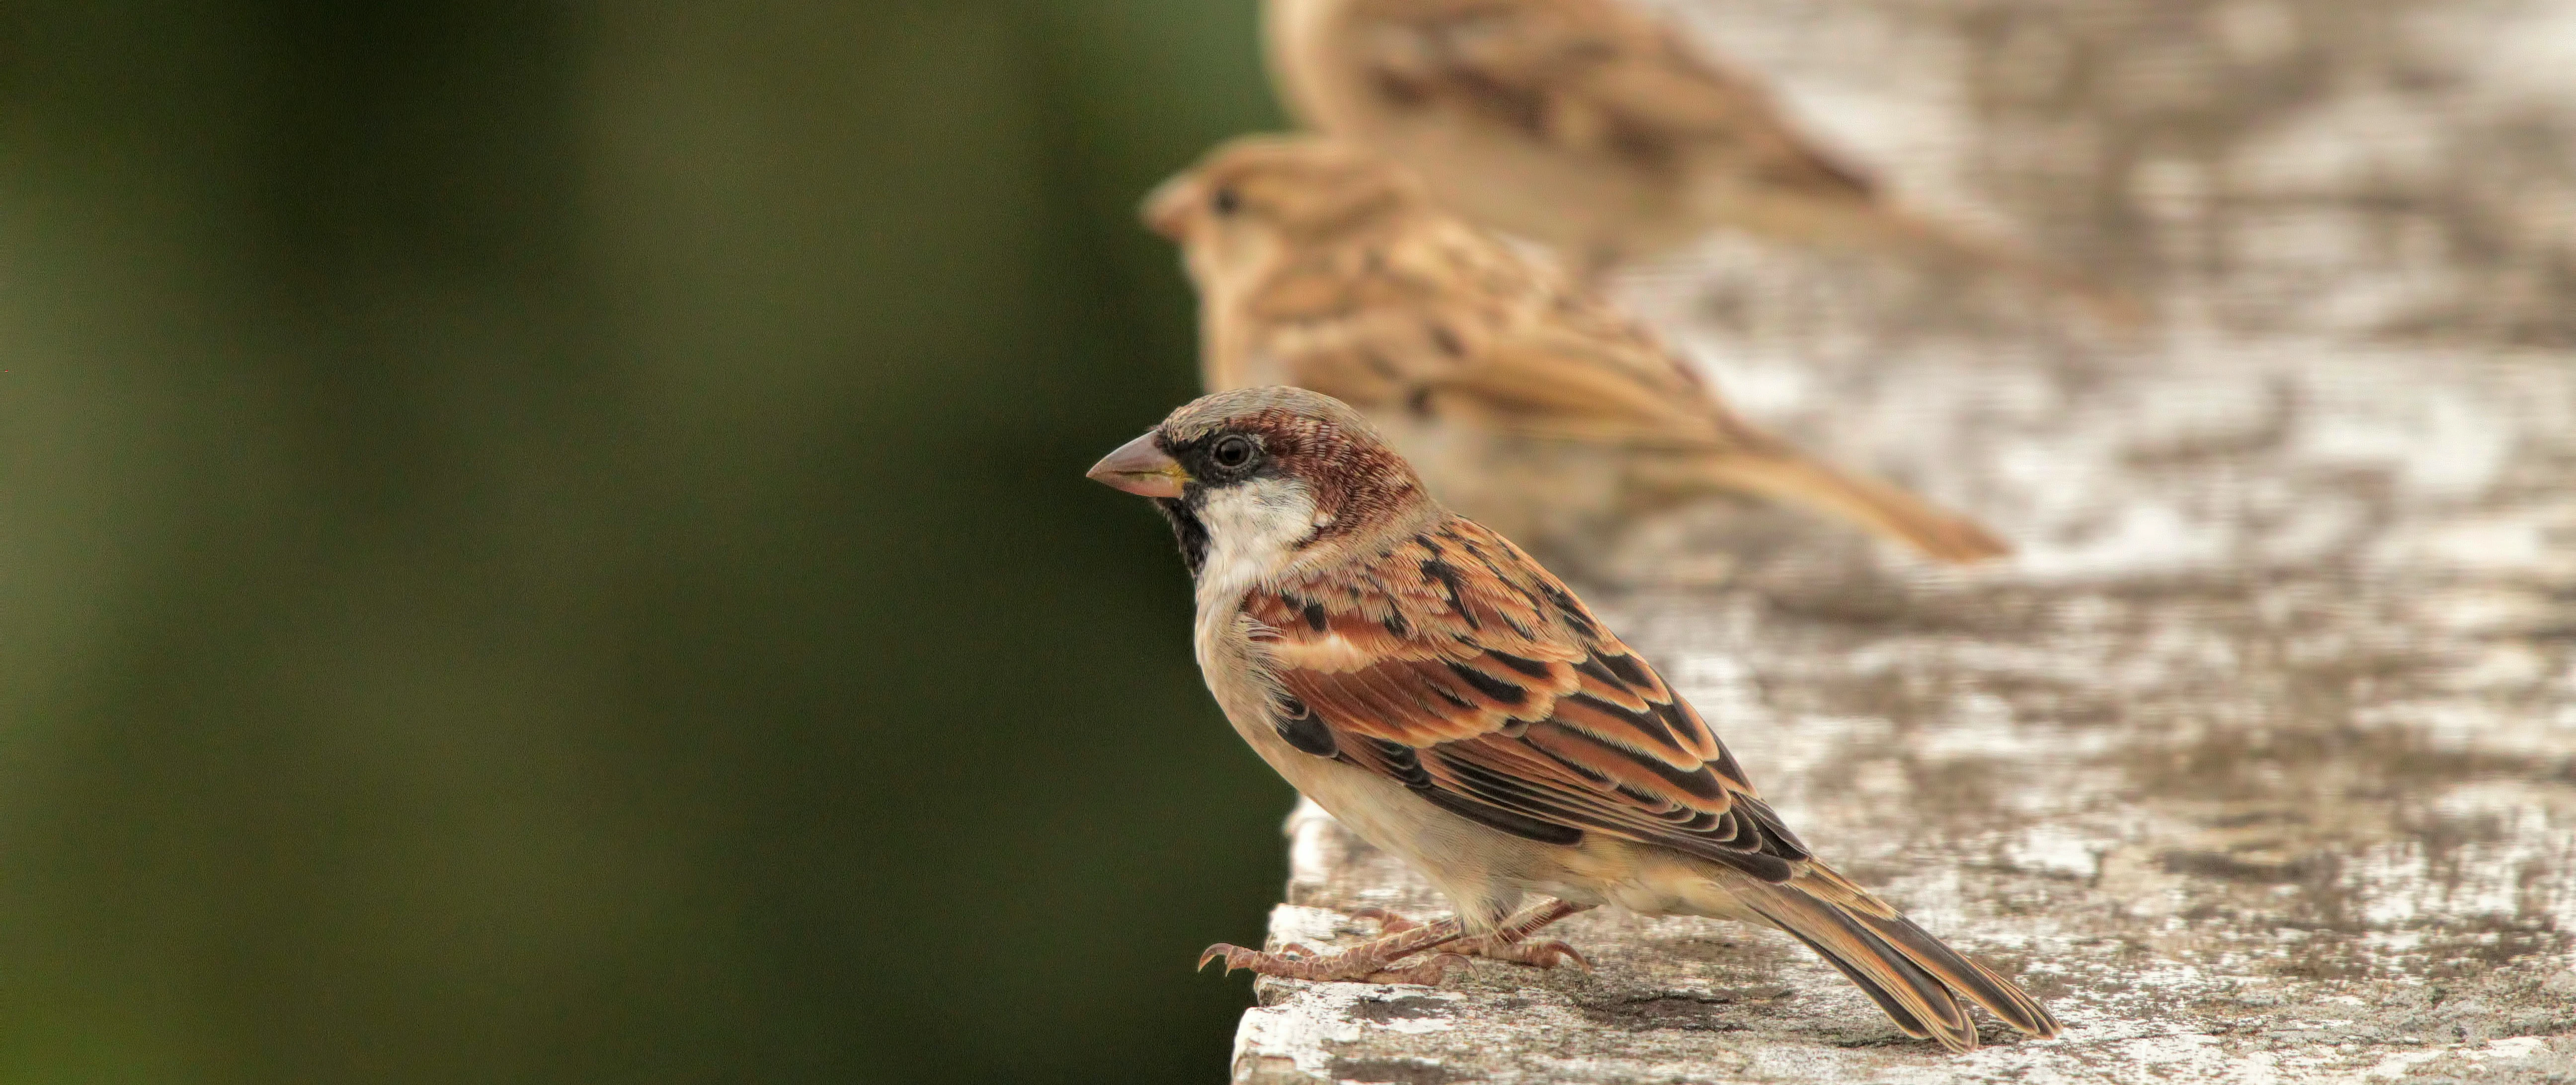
[1264,0,2137,322]
[1144,135,2009,569]
[1086,386,2061,1053]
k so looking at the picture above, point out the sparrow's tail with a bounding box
[1870,205,2147,331]
[1673,449,2012,564]
[1732,863,2061,1053]
[1683,179,2146,328]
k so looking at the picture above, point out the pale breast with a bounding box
[1196,609,1562,930]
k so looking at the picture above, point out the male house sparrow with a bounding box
[1145,135,2009,567]
[1087,387,2060,1052]
[1264,0,2137,321]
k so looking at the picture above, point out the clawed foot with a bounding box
[1355,906,1590,972]
[1196,940,1463,985]
[1198,907,1467,984]
[1454,932,1592,972]
[1198,903,1595,985]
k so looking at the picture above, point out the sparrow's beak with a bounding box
[1087,432,1188,498]
[1140,174,1197,240]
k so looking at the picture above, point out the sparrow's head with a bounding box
[1088,387,1435,581]
[1142,135,1427,283]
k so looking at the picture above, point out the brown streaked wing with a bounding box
[1240,225,1496,410]
[1348,0,1876,196]
[1428,329,1778,454]
[1246,516,1806,880]
[1243,205,1782,456]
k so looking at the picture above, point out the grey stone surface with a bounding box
[1227,0,2576,1081]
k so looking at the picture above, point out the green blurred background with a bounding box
[0,1,1294,1080]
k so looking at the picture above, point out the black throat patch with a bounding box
[1153,492,1211,579]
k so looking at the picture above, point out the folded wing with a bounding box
[1240,220,1783,455]
[1348,0,1875,194]
[1246,516,1811,881]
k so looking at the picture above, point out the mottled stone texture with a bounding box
[1227,0,2576,1081]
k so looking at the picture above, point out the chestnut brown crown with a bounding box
[1176,388,1429,531]
[1089,387,1435,544]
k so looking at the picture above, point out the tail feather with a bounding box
[1736,867,2060,1053]
[1875,206,2147,331]
[1773,925,1937,1039]
[1740,882,1979,1051]
[1701,187,2147,329]
[1681,451,2012,564]
[1848,908,2063,1041]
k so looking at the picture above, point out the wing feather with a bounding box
[1346,0,1876,196]
[1237,209,1786,459]
[1248,516,1805,880]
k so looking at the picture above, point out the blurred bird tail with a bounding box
[1733,864,2062,1053]
[1875,207,2147,331]
[1681,451,2012,564]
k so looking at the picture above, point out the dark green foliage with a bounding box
[0,0,1288,1081]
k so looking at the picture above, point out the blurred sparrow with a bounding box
[1265,0,2137,321]
[1144,134,2008,566]
[1087,387,2062,1052]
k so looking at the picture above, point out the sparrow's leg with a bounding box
[1444,899,1597,971]
[1353,901,1593,969]
[1198,915,1469,985]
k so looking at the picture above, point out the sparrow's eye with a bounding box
[1210,187,1242,217]
[1210,435,1259,470]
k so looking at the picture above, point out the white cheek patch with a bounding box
[1195,478,1321,604]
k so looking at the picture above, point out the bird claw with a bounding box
[1468,936,1593,972]
[1197,902,1591,984]
[1196,940,1462,985]
[1351,906,1593,972]
[1198,942,1322,972]
[1195,910,1472,986]
[1198,942,1259,973]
